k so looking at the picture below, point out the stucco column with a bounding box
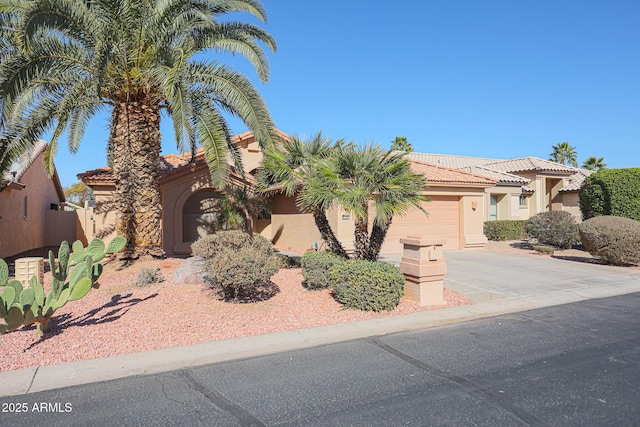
[399,237,446,306]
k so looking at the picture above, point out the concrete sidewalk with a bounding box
[2,250,639,397]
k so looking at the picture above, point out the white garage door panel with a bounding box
[381,196,460,253]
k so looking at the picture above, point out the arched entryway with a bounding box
[181,190,223,243]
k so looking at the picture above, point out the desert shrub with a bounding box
[532,245,555,256]
[579,216,640,266]
[526,211,580,249]
[191,230,272,260]
[301,251,345,290]
[579,168,640,221]
[136,267,165,286]
[330,260,404,312]
[484,220,528,241]
[206,245,282,301]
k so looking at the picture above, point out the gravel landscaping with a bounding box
[0,257,472,372]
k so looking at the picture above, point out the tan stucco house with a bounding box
[79,131,498,256]
[0,141,78,258]
[406,153,593,222]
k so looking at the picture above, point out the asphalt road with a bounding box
[2,292,639,426]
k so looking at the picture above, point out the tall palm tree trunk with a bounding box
[365,219,392,261]
[109,100,164,258]
[313,209,349,258]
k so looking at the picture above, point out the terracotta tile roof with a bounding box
[78,148,252,185]
[409,159,496,187]
[484,156,577,174]
[559,169,594,192]
[406,152,500,169]
[459,165,530,185]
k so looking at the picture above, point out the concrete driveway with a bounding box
[443,249,640,302]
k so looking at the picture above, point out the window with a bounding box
[519,195,527,207]
[23,196,28,219]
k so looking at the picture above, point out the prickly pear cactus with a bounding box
[0,236,127,334]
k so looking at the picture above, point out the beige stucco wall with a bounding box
[90,185,118,246]
[0,153,74,258]
[269,193,321,252]
[561,192,583,222]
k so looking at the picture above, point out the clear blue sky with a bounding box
[52,0,640,187]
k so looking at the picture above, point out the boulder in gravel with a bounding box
[173,257,208,285]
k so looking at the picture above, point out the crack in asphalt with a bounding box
[366,337,550,427]
[178,369,265,427]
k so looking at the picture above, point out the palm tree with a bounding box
[305,143,428,261]
[0,0,277,258]
[549,142,578,167]
[390,136,413,152]
[256,132,349,257]
[582,156,606,171]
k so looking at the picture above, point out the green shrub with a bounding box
[526,211,580,249]
[330,260,404,312]
[579,216,640,266]
[198,230,281,301]
[484,220,528,241]
[301,251,345,290]
[579,168,640,221]
[0,237,126,334]
[532,245,555,256]
[191,230,272,260]
[206,245,282,301]
[137,267,165,286]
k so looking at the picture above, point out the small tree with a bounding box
[302,143,428,261]
[63,182,94,206]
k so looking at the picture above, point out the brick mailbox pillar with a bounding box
[399,237,446,306]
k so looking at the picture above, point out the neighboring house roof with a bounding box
[458,165,530,186]
[406,152,590,193]
[408,159,496,187]
[0,140,65,201]
[559,169,594,192]
[406,152,499,169]
[484,156,577,174]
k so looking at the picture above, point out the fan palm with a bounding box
[549,142,578,167]
[303,143,428,261]
[256,132,349,257]
[582,156,606,171]
[0,0,277,258]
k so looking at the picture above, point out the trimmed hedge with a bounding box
[579,168,640,221]
[579,216,640,266]
[484,220,528,241]
[301,251,345,290]
[330,260,404,312]
[526,211,580,249]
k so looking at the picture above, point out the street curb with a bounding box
[1,279,638,397]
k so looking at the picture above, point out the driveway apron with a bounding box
[441,249,640,302]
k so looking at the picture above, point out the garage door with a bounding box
[380,195,460,254]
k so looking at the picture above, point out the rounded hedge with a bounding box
[579,216,640,266]
[330,260,404,312]
[301,251,345,290]
[191,230,272,259]
[526,211,580,249]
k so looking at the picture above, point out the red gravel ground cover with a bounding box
[0,258,472,372]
